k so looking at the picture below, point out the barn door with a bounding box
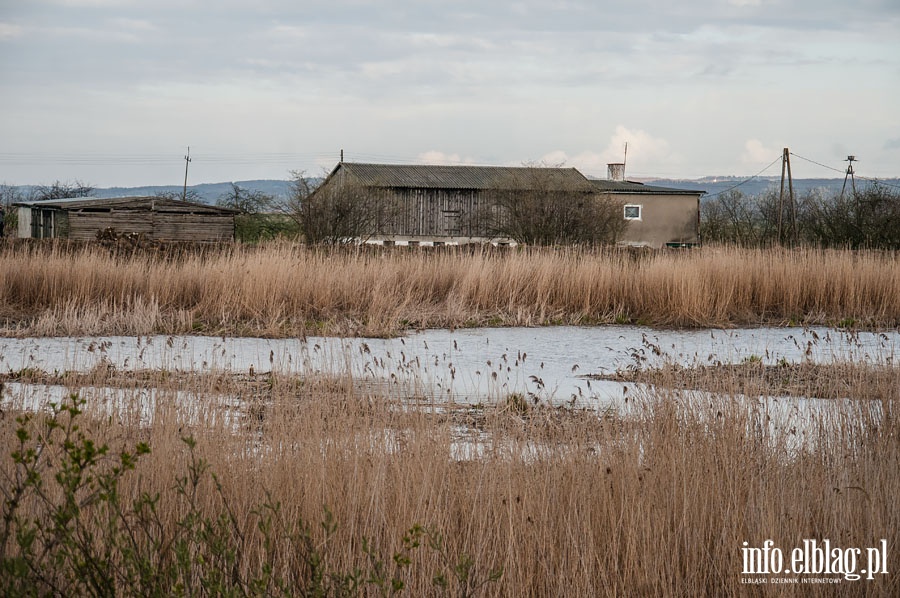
[442,210,460,236]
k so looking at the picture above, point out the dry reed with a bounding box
[1,361,897,595]
[1,243,899,337]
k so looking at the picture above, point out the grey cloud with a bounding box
[7,0,895,90]
[2,0,898,184]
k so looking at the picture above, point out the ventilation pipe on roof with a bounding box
[607,163,626,181]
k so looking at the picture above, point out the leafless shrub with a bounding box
[479,166,626,245]
[703,185,900,248]
[284,170,399,245]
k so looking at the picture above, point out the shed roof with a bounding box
[590,179,705,195]
[13,196,239,214]
[329,162,594,191]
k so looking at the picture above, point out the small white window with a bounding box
[624,204,642,220]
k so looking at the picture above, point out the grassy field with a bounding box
[1,241,899,337]
[1,361,897,595]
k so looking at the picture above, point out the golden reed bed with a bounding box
[1,242,898,337]
[1,364,897,595]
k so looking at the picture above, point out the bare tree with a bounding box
[701,190,761,245]
[799,184,900,249]
[30,180,95,201]
[702,184,900,249]
[216,183,274,214]
[0,184,25,237]
[479,166,626,245]
[153,189,204,203]
[286,170,396,245]
[279,170,316,233]
[216,183,295,242]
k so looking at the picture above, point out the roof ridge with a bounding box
[340,161,581,171]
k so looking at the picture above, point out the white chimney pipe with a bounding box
[607,163,625,181]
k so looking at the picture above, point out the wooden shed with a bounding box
[13,196,237,242]
[311,162,592,245]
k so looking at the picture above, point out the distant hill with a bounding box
[5,175,898,206]
[95,180,296,204]
[1,180,297,205]
[120,174,833,202]
[634,176,900,198]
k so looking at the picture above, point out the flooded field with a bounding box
[2,325,897,595]
[1,325,896,406]
[4,245,898,595]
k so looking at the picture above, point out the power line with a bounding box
[790,152,900,191]
[703,155,783,198]
[788,152,845,175]
[0,151,342,166]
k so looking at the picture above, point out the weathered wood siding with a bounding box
[22,208,66,238]
[68,211,154,240]
[67,210,233,241]
[153,213,234,242]
[378,188,488,237]
[14,198,236,241]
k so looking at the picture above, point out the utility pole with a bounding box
[778,148,796,245]
[840,155,857,200]
[182,146,192,201]
[842,155,860,233]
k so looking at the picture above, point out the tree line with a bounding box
[5,175,898,248]
[701,185,900,249]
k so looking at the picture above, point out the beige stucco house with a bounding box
[592,166,703,247]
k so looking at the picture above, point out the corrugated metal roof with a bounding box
[590,179,705,195]
[335,163,594,191]
[13,196,239,214]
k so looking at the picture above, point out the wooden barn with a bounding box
[312,161,703,247]
[13,196,237,242]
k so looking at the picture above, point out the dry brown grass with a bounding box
[2,362,898,595]
[599,360,900,401]
[1,242,899,337]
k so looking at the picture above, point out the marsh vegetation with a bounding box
[1,243,899,337]
[1,353,897,595]
[1,241,897,594]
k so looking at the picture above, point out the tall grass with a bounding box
[1,242,899,336]
[1,363,897,595]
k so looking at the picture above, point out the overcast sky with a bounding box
[1,0,898,187]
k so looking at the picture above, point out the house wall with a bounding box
[311,178,493,240]
[617,193,701,248]
[380,188,701,247]
[316,175,700,247]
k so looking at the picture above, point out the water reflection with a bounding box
[1,326,896,406]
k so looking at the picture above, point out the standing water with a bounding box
[1,326,896,405]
